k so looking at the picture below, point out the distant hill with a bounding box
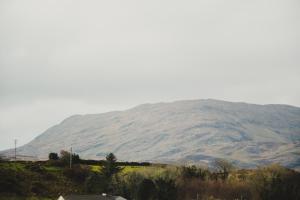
[3,99,300,168]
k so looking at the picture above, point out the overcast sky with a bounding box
[0,0,299,150]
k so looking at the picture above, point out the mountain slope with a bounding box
[4,99,300,168]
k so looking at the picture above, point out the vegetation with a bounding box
[48,153,58,161]
[59,150,80,165]
[213,158,235,181]
[0,152,300,200]
[102,153,123,178]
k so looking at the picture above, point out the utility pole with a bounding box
[70,147,72,169]
[14,139,17,161]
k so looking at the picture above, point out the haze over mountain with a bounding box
[3,99,300,168]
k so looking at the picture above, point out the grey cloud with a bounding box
[0,0,300,150]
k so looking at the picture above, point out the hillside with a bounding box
[3,99,300,168]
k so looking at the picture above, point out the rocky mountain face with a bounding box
[4,99,300,168]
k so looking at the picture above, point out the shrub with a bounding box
[63,164,90,183]
[121,172,145,199]
[177,179,252,200]
[84,172,108,193]
[250,164,300,200]
[181,165,210,180]
[136,178,157,200]
[0,168,32,196]
[155,177,177,200]
[31,181,49,196]
[25,163,46,173]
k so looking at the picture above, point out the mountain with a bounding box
[3,99,300,168]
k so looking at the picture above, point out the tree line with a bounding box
[48,151,150,166]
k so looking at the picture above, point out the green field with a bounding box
[0,162,26,171]
[89,165,159,174]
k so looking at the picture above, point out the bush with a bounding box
[120,172,145,199]
[155,177,177,200]
[136,178,157,200]
[31,181,49,196]
[181,165,210,180]
[251,165,300,200]
[25,163,46,173]
[63,164,90,183]
[177,179,252,200]
[0,168,32,196]
[84,172,108,193]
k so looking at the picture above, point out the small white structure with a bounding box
[57,196,65,200]
[115,197,127,200]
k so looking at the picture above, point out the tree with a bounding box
[213,158,234,180]
[102,153,122,178]
[48,152,59,160]
[60,150,80,166]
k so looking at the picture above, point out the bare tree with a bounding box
[213,158,234,180]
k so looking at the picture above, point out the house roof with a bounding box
[59,195,126,200]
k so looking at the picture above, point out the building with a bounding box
[58,194,127,200]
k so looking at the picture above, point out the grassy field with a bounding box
[89,164,158,174]
[0,161,157,174]
[0,162,26,171]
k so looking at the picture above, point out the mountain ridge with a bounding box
[2,99,300,169]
